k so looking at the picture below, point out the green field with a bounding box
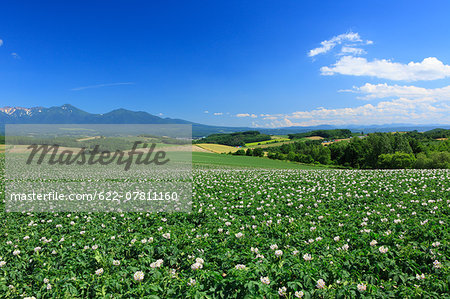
[1,149,448,298]
[192,152,325,169]
[1,161,448,298]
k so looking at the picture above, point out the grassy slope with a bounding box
[192,152,326,169]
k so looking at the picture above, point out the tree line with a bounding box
[233,130,450,169]
[195,131,271,146]
[288,129,352,140]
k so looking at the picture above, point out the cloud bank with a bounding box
[321,56,450,81]
[343,83,450,100]
[249,32,448,127]
[224,32,450,127]
[255,96,449,127]
[253,81,450,127]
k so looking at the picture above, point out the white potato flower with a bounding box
[303,253,312,261]
[191,262,203,270]
[316,279,326,289]
[260,276,270,285]
[134,271,144,282]
[379,246,388,254]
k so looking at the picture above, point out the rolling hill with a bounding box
[1,104,449,137]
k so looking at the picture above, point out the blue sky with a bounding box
[1,0,450,127]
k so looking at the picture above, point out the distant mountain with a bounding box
[0,104,240,137]
[0,104,191,125]
[1,104,449,137]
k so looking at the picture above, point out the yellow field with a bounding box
[249,140,295,149]
[196,143,239,154]
[0,144,4,153]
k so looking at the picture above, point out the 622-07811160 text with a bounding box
[9,190,179,203]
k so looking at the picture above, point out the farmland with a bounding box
[195,143,239,154]
[0,154,449,298]
[245,138,291,148]
[192,152,324,169]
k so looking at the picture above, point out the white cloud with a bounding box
[321,56,450,81]
[259,114,278,120]
[340,46,365,56]
[71,82,135,91]
[299,32,450,127]
[11,52,20,59]
[0,40,3,47]
[204,110,209,114]
[308,32,371,57]
[236,113,257,118]
[344,83,450,100]
[250,94,449,127]
[213,112,223,116]
[243,82,450,127]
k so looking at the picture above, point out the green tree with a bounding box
[280,143,294,154]
[429,151,450,168]
[378,152,416,169]
[365,133,393,167]
[394,134,413,153]
[287,151,297,161]
[414,152,432,168]
[233,149,246,156]
[252,148,264,157]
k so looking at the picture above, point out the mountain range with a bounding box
[1,104,449,137]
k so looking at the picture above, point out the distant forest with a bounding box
[234,129,450,169]
[288,129,352,140]
[195,131,271,146]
